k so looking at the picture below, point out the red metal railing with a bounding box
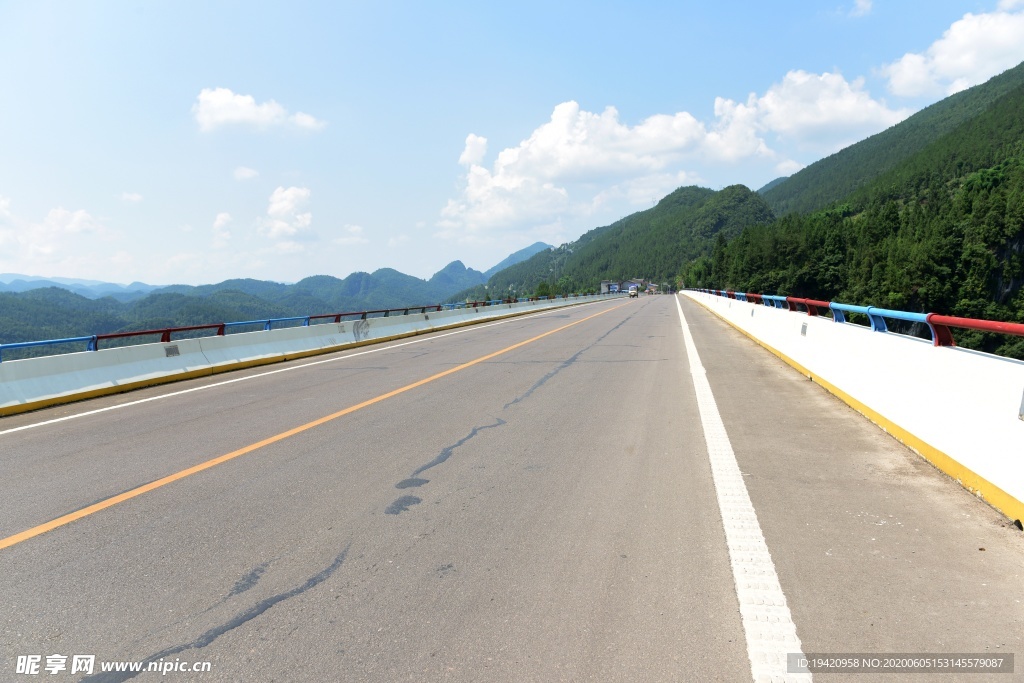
[786,297,833,317]
[925,314,1024,347]
[94,324,226,349]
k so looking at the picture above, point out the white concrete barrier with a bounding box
[0,295,617,416]
[683,290,1024,525]
[197,322,356,366]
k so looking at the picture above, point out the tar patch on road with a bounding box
[385,495,423,515]
[228,560,271,597]
[384,419,506,515]
[411,419,506,477]
[395,477,429,489]
[82,545,351,683]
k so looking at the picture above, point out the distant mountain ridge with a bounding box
[0,274,161,301]
[483,242,552,278]
[0,244,551,347]
[0,241,552,303]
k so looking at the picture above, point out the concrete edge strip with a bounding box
[674,295,811,682]
[0,300,602,421]
[683,293,1024,527]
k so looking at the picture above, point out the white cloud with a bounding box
[458,134,488,166]
[289,111,326,131]
[233,166,259,181]
[437,76,905,245]
[334,224,370,246]
[213,212,232,231]
[388,234,410,248]
[849,0,872,17]
[882,8,1024,96]
[706,97,772,161]
[40,208,105,237]
[486,102,709,183]
[271,240,305,254]
[590,171,705,212]
[775,159,805,176]
[262,186,313,240]
[120,192,143,203]
[267,186,310,217]
[437,101,717,244]
[747,70,911,147]
[192,88,326,132]
[0,196,117,275]
[212,212,232,248]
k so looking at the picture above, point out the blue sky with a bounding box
[2,0,1024,285]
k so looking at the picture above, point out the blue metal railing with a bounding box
[828,303,887,331]
[223,316,311,332]
[0,336,98,363]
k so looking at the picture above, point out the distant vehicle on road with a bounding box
[628,285,639,298]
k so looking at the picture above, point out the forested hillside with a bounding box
[683,65,1024,359]
[760,61,1024,216]
[465,185,774,299]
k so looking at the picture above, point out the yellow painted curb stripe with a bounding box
[684,294,1024,525]
[0,303,625,551]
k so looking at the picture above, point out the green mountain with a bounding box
[124,262,486,314]
[761,60,1024,216]
[483,241,552,278]
[474,184,774,298]
[689,61,1024,359]
[428,261,488,296]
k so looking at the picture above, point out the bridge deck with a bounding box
[1,296,1021,681]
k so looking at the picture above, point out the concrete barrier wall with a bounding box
[0,296,613,415]
[683,290,1024,524]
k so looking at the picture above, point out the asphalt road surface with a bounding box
[1,295,1022,682]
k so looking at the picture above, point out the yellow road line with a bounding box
[0,303,625,551]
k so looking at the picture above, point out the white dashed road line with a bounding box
[675,294,812,683]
